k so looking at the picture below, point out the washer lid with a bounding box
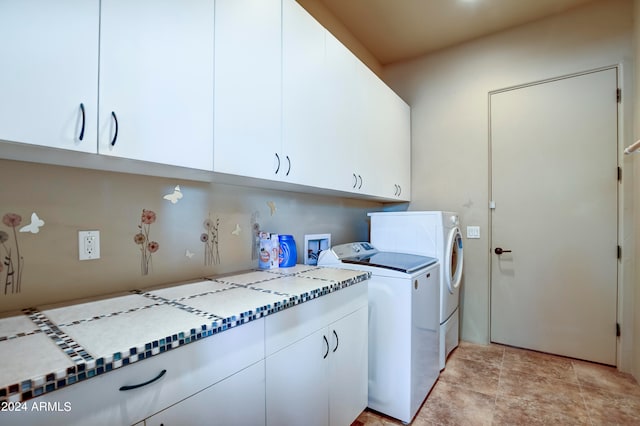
[342,251,438,273]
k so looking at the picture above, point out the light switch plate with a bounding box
[466,226,480,239]
[79,230,100,260]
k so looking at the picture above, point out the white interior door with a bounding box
[490,68,618,365]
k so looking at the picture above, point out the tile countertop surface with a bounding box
[0,265,369,403]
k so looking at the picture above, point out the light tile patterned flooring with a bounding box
[354,341,640,425]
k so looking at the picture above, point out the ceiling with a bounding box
[317,0,602,65]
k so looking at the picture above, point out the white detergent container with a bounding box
[368,211,464,370]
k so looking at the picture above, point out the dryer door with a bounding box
[445,227,463,294]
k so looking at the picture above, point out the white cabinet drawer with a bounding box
[4,319,264,426]
[145,360,266,426]
[265,281,367,356]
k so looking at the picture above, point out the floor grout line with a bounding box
[354,342,640,426]
[571,360,595,426]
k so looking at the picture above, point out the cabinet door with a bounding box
[214,0,282,180]
[145,360,266,426]
[328,306,368,426]
[266,328,329,426]
[98,0,214,170]
[281,0,327,186]
[367,80,411,200]
[323,32,363,193]
[354,62,411,200]
[0,0,99,153]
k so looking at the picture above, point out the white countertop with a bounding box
[0,265,369,403]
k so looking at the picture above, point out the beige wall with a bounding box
[633,0,640,382]
[384,0,635,372]
[0,159,380,314]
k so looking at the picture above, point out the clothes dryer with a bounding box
[368,211,464,370]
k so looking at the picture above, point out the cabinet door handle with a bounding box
[352,173,358,188]
[79,103,85,141]
[275,153,281,174]
[323,335,329,359]
[397,185,401,196]
[285,155,291,176]
[332,329,339,353]
[110,111,119,146]
[358,175,363,189]
[119,369,166,391]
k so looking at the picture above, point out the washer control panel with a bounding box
[331,242,377,260]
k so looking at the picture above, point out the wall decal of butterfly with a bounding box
[231,224,241,236]
[185,249,195,259]
[267,201,277,216]
[19,212,45,234]
[163,185,183,204]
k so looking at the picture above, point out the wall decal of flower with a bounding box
[251,211,260,260]
[134,209,159,275]
[1,213,24,294]
[201,214,220,266]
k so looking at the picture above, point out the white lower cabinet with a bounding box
[144,360,266,426]
[3,284,368,426]
[328,307,368,426]
[266,328,330,426]
[4,319,264,426]
[265,282,368,426]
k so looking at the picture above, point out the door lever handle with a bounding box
[494,247,512,255]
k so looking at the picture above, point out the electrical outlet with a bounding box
[79,230,100,260]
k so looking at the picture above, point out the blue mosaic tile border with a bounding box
[24,308,94,365]
[206,275,281,288]
[54,301,166,327]
[263,265,318,276]
[0,328,43,342]
[0,268,370,404]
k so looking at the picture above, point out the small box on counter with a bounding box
[258,232,279,269]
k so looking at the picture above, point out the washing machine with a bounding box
[368,211,464,370]
[318,242,440,424]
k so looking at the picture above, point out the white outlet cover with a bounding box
[466,226,480,239]
[79,230,100,260]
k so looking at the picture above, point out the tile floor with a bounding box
[353,341,640,425]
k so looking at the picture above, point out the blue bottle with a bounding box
[278,235,297,267]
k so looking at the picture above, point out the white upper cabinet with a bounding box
[0,0,99,153]
[98,0,214,170]
[360,67,411,200]
[324,32,364,193]
[281,0,328,186]
[325,34,411,200]
[0,0,409,200]
[214,0,282,180]
[378,84,411,199]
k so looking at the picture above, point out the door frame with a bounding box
[487,64,633,370]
